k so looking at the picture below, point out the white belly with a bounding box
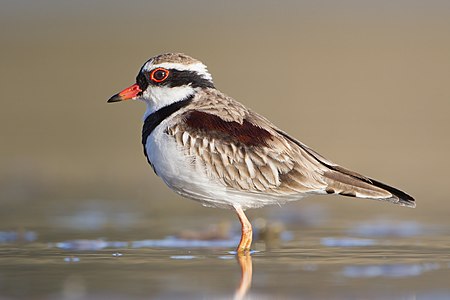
[145,121,303,209]
[145,121,229,208]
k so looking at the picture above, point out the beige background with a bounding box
[1,1,449,226]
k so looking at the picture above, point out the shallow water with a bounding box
[1,217,449,300]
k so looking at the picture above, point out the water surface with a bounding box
[1,215,449,299]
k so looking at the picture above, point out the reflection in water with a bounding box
[320,237,376,247]
[0,230,37,243]
[55,239,128,251]
[132,237,237,249]
[170,255,196,260]
[54,236,254,299]
[44,222,450,299]
[348,220,424,237]
[63,256,80,263]
[235,253,253,300]
[3,229,450,299]
[54,237,238,251]
[343,263,441,278]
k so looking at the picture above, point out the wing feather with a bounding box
[163,89,414,208]
[166,104,327,196]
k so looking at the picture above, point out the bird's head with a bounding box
[108,53,214,114]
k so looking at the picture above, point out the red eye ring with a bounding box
[150,68,169,83]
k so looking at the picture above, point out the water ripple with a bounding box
[343,263,441,278]
[321,237,376,247]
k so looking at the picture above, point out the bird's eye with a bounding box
[150,68,169,83]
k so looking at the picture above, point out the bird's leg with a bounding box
[234,205,253,253]
[234,252,253,300]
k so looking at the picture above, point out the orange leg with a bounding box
[234,252,253,300]
[234,205,253,253]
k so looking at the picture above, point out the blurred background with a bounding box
[1,0,449,233]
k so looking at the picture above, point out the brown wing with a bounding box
[167,89,415,207]
[166,94,328,195]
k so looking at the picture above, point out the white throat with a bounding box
[141,85,195,120]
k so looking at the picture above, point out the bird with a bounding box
[108,53,415,253]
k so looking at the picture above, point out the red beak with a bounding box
[108,84,142,103]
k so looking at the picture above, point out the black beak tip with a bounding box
[107,94,122,103]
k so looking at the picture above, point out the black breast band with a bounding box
[141,95,194,164]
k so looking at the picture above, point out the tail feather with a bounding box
[274,129,416,208]
[324,167,416,208]
[366,177,416,208]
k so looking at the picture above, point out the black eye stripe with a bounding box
[136,73,149,91]
[168,69,214,88]
[136,68,215,90]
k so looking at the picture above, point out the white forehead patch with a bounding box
[142,61,213,82]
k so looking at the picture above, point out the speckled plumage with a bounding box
[150,53,200,65]
[108,52,415,252]
[162,88,413,208]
